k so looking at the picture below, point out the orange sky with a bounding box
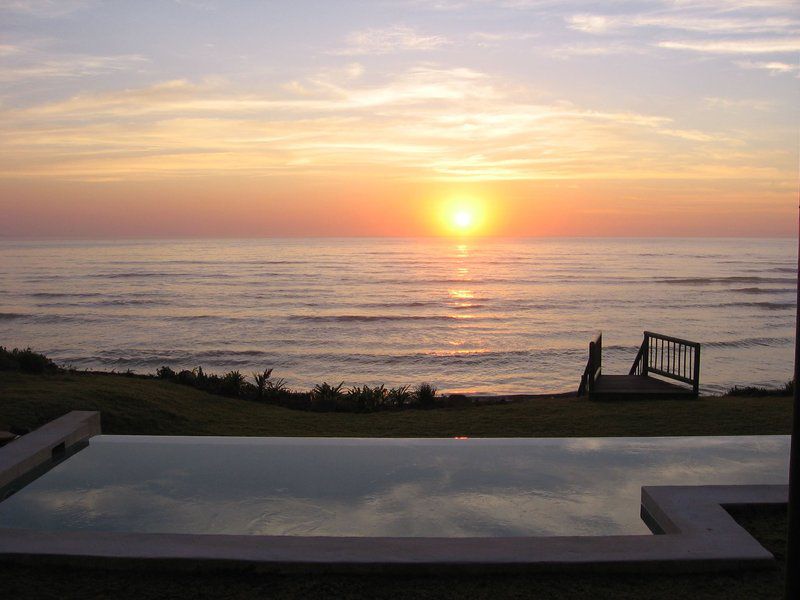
[0,1,797,238]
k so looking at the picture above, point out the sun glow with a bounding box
[438,197,488,236]
[454,210,473,229]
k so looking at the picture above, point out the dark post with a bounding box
[642,334,649,376]
[787,200,800,598]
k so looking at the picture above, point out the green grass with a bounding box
[0,369,793,599]
[0,371,792,437]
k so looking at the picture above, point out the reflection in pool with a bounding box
[0,435,789,537]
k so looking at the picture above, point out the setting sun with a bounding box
[454,210,473,230]
[437,196,490,236]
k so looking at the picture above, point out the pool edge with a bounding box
[0,411,100,491]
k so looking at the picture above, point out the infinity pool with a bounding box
[0,435,789,537]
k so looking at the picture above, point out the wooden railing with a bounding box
[578,332,602,396]
[629,331,701,395]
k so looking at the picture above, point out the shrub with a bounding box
[176,369,197,385]
[727,380,793,397]
[446,393,471,407]
[347,385,388,412]
[219,370,245,397]
[415,382,437,408]
[310,382,345,411]
[0,347,19,371]
[0,347,57,373]
[265,377,289,400]
[252,368,273,399]
[387,385,412,409]
[157,366,177,379]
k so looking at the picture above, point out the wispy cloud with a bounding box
[332,25,451,55]
[0,52,148,82]
[551,42,646,58]
[469,31,538,47]
[0,0,93,17]
[567,13,800,35]
[0,44,23,56]
[702,96,776,110]
[734,59,799,74]
[1,66,783,183]
[658,38,800,54]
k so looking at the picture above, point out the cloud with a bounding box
[567,13,800,35]
[0,0,93,17]
[0,44,23,56]
[332,25,451,55]
[658,38,800,54]
[702,96,776,110]
[0,53,149,82]
[469,31,538,47]
[734,59,799,74]
[1,65,786,183]
[551,42,646,58]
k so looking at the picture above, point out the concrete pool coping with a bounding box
[0,411,100,490]
[0,412,788,573]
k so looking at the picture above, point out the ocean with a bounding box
[0,237,796,395]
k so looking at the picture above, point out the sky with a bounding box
[0,0,798,238]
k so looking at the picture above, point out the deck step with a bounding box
[589,375,695,400]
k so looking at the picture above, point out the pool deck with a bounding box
[0,412,788,574]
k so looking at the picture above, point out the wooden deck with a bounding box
[589,374,695,401]
[579,331,701,400]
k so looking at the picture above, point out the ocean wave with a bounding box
[0,312,25,320]
[655,276,796,285]
[68,347,579,371]
[89,272,237,279]
[706,336,792,349]
[29,292,105,298]
[37,300,166,309]
[353,301,438,309]
[8,313,95,324]
[731,287,796,295]
[724,301,795,311]
[168,315,243,322]
[288,314,487,323]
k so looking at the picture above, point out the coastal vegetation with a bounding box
[727,380,794,397]
[0,347,57,374]
[0,368,791,438]
[4,348,449,413]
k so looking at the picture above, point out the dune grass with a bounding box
[0,369,793,599]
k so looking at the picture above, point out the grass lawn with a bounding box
[0,371,793,437]
[0,370,793,599]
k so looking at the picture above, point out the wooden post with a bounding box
[642,333,649,375]
[785,203,800,599]
[692,345,700,396]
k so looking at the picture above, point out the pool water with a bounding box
[0,435,789,537]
